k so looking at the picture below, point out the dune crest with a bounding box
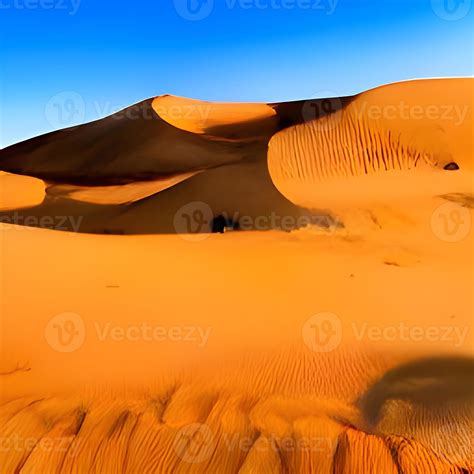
[152,95,278,137]
[0,172,45,210]
[268,78,473,210]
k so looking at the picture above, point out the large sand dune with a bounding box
[0,79,473,473]
[269,78,473,210]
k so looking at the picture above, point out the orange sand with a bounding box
[0,78,473,473]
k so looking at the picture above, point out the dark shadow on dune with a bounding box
[0,93,355,235]
[358,356,474,470]
[358,356,474,429]
[0,159,336,235]
[272,95,355,129]
[440,193,474,209]
[0,93,353,235]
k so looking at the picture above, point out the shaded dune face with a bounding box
[268,79,473,209]
[0,100,274,186]
[0,95,341,233]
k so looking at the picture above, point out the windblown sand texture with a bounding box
[0,79,472,473]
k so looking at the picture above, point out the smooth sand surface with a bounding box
[0,78,473,472]
[1,219,472,472]
[0,172,45,210]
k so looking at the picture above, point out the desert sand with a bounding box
[0,78,472,473]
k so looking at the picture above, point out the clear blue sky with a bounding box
[0,0,472,147]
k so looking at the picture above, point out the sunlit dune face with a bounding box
[268,79,473,209]
[1,79,473,473]
[0,172,45,210]
[152,95,277,136]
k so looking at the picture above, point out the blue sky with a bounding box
[0,0,472,147]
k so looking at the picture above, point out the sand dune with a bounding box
[0,99,271,186]
[152,95,278,137]
[0,94,330,233]
[268,78,473,210]
[0,172,45,210]
[1,79,471,236]
[0,79,473,472]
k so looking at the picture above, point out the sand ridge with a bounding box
[152,95,278,137]
[0,79,473,472]
[268,78,473,211]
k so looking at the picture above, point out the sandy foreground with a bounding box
[0,212,473,472]
[0,78,473,472]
